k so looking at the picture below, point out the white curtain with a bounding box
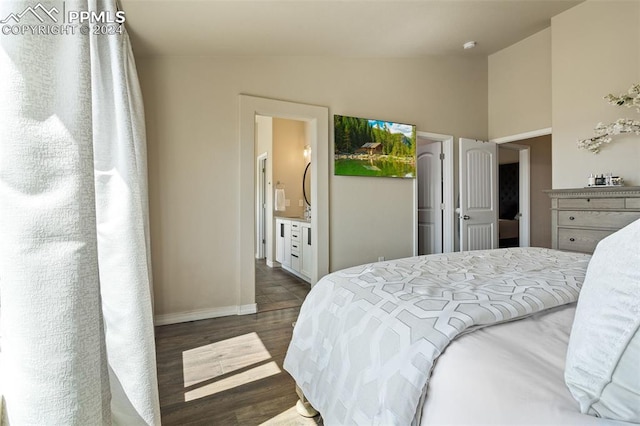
[0,1,161,424]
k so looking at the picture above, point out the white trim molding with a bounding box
[266,259,278,268]
[238,304,258,315]
[518,148,531,247]
[154,304,258,326]
[498,143,531,247]
[490,128,551,144]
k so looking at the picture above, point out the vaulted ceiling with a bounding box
[122,0,582,58]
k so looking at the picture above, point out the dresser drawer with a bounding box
[557,198,624,209]
[558,210,640,229]
[626,198,640,209]
[558,228,615,253]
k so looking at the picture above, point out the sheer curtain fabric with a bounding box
[0,1,160,424]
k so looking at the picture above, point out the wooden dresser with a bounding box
[545,186,640,254]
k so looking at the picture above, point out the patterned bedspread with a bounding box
[283,247,591,425]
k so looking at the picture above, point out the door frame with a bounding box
[240,95,329,312]
[414,131,454,255]
[497,143,530,247]
[490,128,549,247]
[490,128,551,144]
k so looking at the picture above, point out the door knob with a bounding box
[461,214,470,220]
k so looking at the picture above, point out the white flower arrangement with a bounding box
[604,83,640,112]
[578,83,640,154]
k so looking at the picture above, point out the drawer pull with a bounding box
[569,216,575,220]
[292,254,299,258]
[569,237,575,242]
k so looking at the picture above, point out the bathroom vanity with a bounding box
[275,217,312,283]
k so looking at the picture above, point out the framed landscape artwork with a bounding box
[334,114,416,178]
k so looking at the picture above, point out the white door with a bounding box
[417,140,443,255]
[257,156,267,259]
[459,138,498,251]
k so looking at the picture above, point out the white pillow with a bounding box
[565,218,640,422]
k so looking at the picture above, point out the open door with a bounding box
[459,138,498,251]
[417,140,443,255]
[256,153,267,259]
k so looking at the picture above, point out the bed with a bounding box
[419,304,615,425]
[283,220,640,425]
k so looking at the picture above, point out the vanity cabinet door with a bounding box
[301,224,312,279]
[276,219,291,267]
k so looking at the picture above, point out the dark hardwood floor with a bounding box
[255,260,310,313]
[155,261,319,425]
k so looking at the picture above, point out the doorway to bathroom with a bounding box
[254,116,310,264]
[254,116,313,312]
[239,95,329,316]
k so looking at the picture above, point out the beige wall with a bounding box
[552,1,640,188]
[255,116,272,158]
[489,28,551,140]
[138,55,487,318]
[273,118,307,218]
[489,1,640,189]
[498,146,519,164]
[503,135,553,248]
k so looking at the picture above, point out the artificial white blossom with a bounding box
[604,83,640,112]
[578,83,640,153]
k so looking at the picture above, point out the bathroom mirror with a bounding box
[303,162,311,206]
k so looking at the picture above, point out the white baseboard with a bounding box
[282,265,311,284]
[238,303,257,315]
[266,259,278,268]
[154,303,258,326]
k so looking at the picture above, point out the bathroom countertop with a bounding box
[275,215,311,223]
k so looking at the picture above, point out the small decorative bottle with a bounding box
[588,173,595,187]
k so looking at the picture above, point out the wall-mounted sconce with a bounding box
[303,145,312,161]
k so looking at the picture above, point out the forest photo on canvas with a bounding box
[334,115,416,178]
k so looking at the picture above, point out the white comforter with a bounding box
[421,304,628,425]
[283,248,591,425]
